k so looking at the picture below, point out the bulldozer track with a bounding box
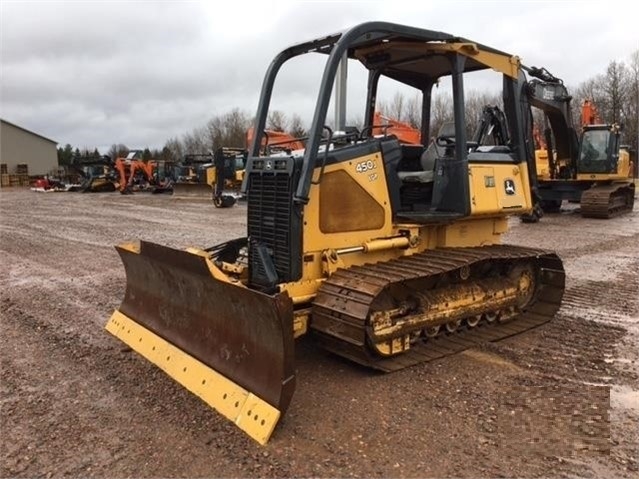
[580,182,635,218]
[311,245,565,372]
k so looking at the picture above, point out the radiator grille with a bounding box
[247,172,294,284]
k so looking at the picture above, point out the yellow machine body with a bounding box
[106,24,565,445]
[536,146,632,182]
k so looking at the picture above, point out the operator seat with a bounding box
[397,122,454,183]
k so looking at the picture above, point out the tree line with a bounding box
[572,51,638,152]
[58,49,638,166]
[162,49,637,157]
[57,144,165,166]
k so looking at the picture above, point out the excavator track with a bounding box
[311,245,565,372]
[580,182,635,218]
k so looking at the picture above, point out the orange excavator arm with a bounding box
[128,160,156,184]
[114,158,130,192]
[532,125,546,150]
[581,99,602,126]
[246,128,305,152]
[372,112,421,145]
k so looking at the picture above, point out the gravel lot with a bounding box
[1,188,637,478]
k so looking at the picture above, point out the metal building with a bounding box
[0,119,58,176]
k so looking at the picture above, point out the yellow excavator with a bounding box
[106,22,565,444]
[523,68,635,218]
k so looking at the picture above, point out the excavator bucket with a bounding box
[105,241,296,444]
[171,182,213,200]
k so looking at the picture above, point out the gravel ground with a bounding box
[1,189,637,478]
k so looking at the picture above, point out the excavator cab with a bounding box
[578,126,618,174]
[106,22,565,444]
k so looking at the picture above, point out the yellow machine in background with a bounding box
[172,148,246,206]
[525,69,635,218]
[106,23,565,444]
[171,154,213,199]
[67,156,118,193]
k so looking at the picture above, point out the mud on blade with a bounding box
[107,240,295,444]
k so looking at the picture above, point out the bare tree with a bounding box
[404,93,421,129]
[226,109,252,147]
[430,93,453,139]
[207,108,251,148]
[107,144,129,160]
[267,110,288,132]
[624,50,639,154]
[388,92,405,122]
[375,91,424,128]
[158,146,174,162]
[464,90,502,137]
[78,147,94,157]
[164,137,183,161]
[599,60,628,124]
[288,113,306,138]
[182,126,209,155]
[571,76,603,124]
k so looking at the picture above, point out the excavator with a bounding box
[105,22,566,444]
[131,157,174,194]
[114,151,173,194]
[523,68,635,218]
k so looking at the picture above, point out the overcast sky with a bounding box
[1,0,637,152]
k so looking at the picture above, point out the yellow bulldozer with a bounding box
[172,148,246,206]
[106,22,566,444]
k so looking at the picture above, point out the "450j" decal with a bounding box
[355,160,376,173]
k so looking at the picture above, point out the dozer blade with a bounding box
[105,241,295,444]
[151,185,173,194]
[172,182,213,200]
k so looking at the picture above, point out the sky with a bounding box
[1,0,637,152]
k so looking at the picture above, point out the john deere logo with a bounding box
[504,179,516,195]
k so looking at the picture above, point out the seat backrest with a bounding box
[438,122,455,140]
[420,142,438,171]
[399,144,425,171]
